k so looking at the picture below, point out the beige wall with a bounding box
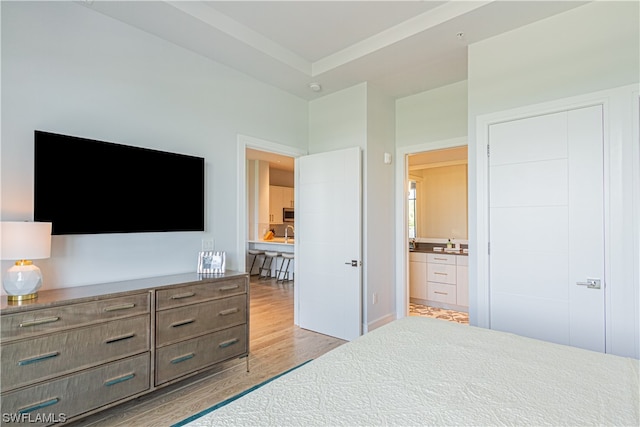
[412,164,468,240]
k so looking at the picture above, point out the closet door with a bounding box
[488,105,605,352]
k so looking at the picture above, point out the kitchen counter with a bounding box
[248,237,295,252]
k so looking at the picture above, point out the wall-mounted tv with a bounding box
[34,131,205,235]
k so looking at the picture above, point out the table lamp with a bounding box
[1,221,52,301]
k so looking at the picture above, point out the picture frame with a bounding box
[197,251,226,275]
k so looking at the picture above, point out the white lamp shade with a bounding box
[1,221,52,260]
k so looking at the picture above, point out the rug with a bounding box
[171,360,313,427]
[409,303,469,324]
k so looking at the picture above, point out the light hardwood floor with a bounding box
[70,277,346,427]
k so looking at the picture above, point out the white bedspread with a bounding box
[187,316,639,426]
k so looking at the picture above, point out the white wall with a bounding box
[308,83,368,154]
[396,80,468,147]
[364,85,396,329]
[467,1,639,357]
[394,80,468,320]
[309,82,396,331]
[1,2,307,289]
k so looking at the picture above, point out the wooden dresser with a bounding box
[0,272,249,426]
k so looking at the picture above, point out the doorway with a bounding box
[245,147,295,244]
[406,146,469,322]
[237,135,305,325]
[394,137,469,319]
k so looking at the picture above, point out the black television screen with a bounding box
[34,130,205,235]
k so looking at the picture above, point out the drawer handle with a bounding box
[170,292,195,300]
[219,308,239,316]
[18,398,60,414]
[104,373,135,387]
[433,257,448,261]
[171,353,195,364]
[18,351,60,366]
[434,291,448,295]
[19,316,60,328]
[171,319,195,328]
[105,333,136,344]
[219,338,239,348]
[434,272,448,276]
[219,285,240,291]
[104,303,136,312]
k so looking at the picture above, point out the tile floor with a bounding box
[409,303,469,324]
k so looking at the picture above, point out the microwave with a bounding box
[283,208,294,222]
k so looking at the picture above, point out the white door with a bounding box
[488,105,605,352]
[297,147,362,341]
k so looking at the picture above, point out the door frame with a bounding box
[394,136,468,319]
[474,85,639,355]
[236,134,306,323]
[633,89,640,358]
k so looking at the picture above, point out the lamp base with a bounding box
[3,261,43,301]
[7,292,38,302]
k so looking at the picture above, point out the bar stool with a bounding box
[277,252,294,283]
[259,251,279,279]
[247,249,264,276]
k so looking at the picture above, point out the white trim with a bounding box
[409,159,467,170]
[632,89,640,358]
[236,134,306,324]
[475,92,612,330]
[394,136,467,319]
[474,84,639,357]
[367,313,396,332]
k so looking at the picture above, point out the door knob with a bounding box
[576,278,601,289]
[344,260,359,267]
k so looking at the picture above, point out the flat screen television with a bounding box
[34,130,205,235]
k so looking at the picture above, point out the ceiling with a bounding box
[409,146,467,171]
[81,1,588,168]
[246,148,295,171]
[83,1,588,101]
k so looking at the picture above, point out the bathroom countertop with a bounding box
[410,242,468,256]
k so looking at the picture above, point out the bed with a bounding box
[185,316,639,426]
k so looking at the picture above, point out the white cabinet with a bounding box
[282,186,294,209]
[409,252,427,300]
[409,252,468,310]
[269,186,283,223]
[269,185,294,223]
[423,253,468,310]
[426,254,457,305]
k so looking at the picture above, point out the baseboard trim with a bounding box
[365,313,396,333]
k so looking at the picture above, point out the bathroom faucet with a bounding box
[285,225,294,242]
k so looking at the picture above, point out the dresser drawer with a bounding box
[426,253,457,265]
[427,263,456,284]
[156,294,247,347]
[1,293,150,341]
[156,277,247,311]
[427,282,457,305]
[1,315,150,392]
[155,324,247,385]
[1,353,150,426]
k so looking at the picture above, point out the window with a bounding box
[408,180,417,238]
